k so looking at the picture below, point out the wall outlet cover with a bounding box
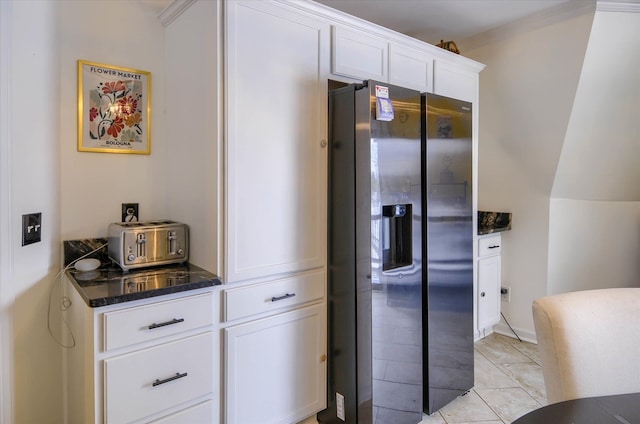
[121,203,139,222]
[22,212,42,246]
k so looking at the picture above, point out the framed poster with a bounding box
[77,60,151,154]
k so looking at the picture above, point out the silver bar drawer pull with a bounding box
[152,372,188,387]
[271,293,296,302]
[148,318,184,330]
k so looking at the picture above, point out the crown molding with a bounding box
[158,0,197,27]
[597,0,640,12]
[461,0,597,52]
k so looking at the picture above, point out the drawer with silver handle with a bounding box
[478,234,501,258]
[223,270,325,322]
[102,292,214,352]
[104,332,214,424]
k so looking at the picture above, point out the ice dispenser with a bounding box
[381,204,413,271]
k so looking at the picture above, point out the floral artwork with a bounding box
[78,61,151,154]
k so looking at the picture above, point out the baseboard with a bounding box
[493,323,537,344]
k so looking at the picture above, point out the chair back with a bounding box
[532,288,640,404]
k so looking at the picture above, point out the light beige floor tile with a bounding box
[500,362,547,405]
[454,422,504,424]
[474,334,534,365]
[475,387,540,423]
[438,390,501,423]
[505,338,542,366]
[420,412,447,423]
[474,350,518,389]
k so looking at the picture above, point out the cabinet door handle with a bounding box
[481,291,486,297]
[152,372,188,387]
[148,318,185,330]
[271,293,296,302]
[488,245,500,249]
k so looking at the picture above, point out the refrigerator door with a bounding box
[422,93,474,414]
[364,83,424,424]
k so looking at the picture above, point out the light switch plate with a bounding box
[22,212,42,246]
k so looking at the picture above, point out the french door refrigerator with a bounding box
[318,80,474,424]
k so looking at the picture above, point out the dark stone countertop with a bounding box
[478,211,512,235]
[63,237,222,308]
[66,263,222,308]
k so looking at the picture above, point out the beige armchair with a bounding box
[532,288,640,404]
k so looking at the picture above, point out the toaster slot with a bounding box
[168,230,177,255]
[136,233,146,258]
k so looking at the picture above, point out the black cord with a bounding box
[47,243,108,348]
[501,311,522,342]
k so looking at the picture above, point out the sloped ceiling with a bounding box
[551,7,640,201]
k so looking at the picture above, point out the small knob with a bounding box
[320,139,327,148]
[127,254,135,261]
[321,354,327,362]
[481,292,486,297]
[177,248,184,255]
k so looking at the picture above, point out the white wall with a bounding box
[8,2,62,422]
[1,1,168,422]
[548,199,640,294]
[552,10,640,201]
[547,8,640,295]
[58,1,168,239]
[465,8,595,340]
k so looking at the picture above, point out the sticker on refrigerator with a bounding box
[375,85,394,121]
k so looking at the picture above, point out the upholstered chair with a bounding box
[532,288,640,404]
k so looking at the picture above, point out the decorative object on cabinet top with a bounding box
[478,211,512,235]
[436,40,460,54]
[63,239,222,308]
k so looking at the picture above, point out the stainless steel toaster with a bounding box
[108,220,189,271]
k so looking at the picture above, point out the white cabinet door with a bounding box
[433,59,478,103]
[225,0,328,283]
[388,43,434,93]
[477,254,501,331]
[224,304,327,424]
[331,25,388,81]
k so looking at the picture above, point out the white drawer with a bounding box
[478,235,502,258]
[104,332,214,424]
[103,291,214,352]
[151,400,214,424]
[224,270,325,322]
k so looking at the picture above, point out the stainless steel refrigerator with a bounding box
[318,80,473,424]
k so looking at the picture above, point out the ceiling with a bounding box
[312,0,574,44]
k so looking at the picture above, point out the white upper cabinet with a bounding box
[433,59,478,103]
[225,0,329,283]
[388,43,434,93]
[331,25,388,81]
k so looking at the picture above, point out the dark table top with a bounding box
[66,262,222,308]
[513,393,640,424]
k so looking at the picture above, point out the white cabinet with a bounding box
[331,25,388,81]
[225,0,328,283]
[63,286,218,424]
[433,59,478,103]
[224,303,327,424]
[388,43,434,93]
[477,234,502,335]
[222,269,327,424]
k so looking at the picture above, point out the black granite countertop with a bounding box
[63,238,221,308]
[478,211,512,235]
[66,262,222,308]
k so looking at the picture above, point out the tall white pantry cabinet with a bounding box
[163,1,484,423]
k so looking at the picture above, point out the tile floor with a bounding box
[421,332,546,424]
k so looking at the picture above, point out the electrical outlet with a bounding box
[501,286,511,302]
[22,213,42,246]
[122,203,139,222]
[336,392,345,421]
